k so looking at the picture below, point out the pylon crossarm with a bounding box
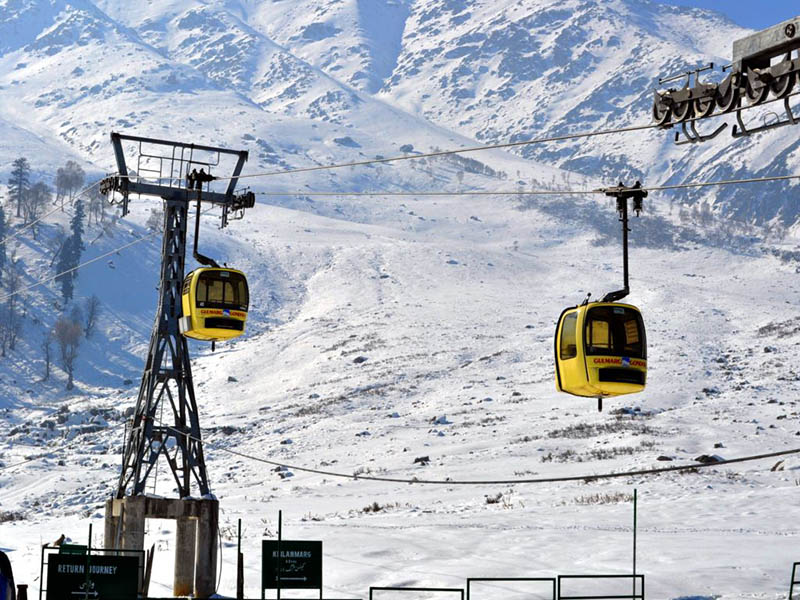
[103,132,252,209]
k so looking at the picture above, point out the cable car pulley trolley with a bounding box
[653,15,800,143]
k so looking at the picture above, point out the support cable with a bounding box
[0,230,161,304]
[107,94,800,187]
[3,413,799,486]
[219,123,659,181]
[152,417,800,486]
[645,173,800,192]
[0,208,216,304]
[88,90,800,192]
[0,172,796,306]
[208,92,800,182]
[0,179,104,249]
[253,172,800,198]
[0,451,58,472]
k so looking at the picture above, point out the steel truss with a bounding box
[102,132,254,498]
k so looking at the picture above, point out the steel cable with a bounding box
[209,91,800,182]
[253,172,800,198]
[151,418,800,487]
[0,179,104,249]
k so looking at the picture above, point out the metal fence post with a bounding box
[633,489,637,599]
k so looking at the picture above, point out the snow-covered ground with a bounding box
[1,187,799,598]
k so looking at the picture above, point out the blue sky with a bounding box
[658,1,797,30]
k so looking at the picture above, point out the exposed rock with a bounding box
[694,454,724,464]
[333,136,360,148]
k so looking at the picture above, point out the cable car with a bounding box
[555,302,647,401]
[180,267,249,341]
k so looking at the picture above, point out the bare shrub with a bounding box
[54,314,82,389]
[485,493,503,504]
[84,295,101,338]
[758,317,800,338]
[542,441,655,463]
[361,502,401,514]
[547,420,656,439]
[570,492,633,505]
[0,510,24,522]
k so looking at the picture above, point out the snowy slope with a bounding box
[2,0,799,222]
[1,191,799,598]
[1,0,530,188]
[232,0,800,267]
[370,0,800,225]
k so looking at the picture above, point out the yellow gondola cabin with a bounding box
[555,302,647,400]
[180,268,249,341]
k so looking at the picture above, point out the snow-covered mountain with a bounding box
[1,1,800,598]
[3,0,798,223]
[261,0,800,224]
[1,0,799,224]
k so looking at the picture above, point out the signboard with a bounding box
[262,540,323,590]
[46,554,139,600]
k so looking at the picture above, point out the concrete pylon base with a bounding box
[105,496,219,598]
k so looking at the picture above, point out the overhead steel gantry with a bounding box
[101,132,255,499]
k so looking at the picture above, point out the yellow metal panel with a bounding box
[555,302,647,399]
[180,267,249,342]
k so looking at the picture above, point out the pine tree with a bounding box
[55,199,86,303]
[55,236,76,302]
[8,157,30,218]
[0,204,6,286]
[70,197,85,244]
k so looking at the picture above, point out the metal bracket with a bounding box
[732,96,798,137]
[99,174,130,216]
[101,132,250,208]
[674,120,729,145]
[597,182,648,304]
[220,190,255,229]
[659,62,715,86]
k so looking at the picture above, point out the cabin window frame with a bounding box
[194,271,249,311]
[559,312,579,360]
[584,306,646,359]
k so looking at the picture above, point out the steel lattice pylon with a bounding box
[117,197,208,497]
[101,132,254,499]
